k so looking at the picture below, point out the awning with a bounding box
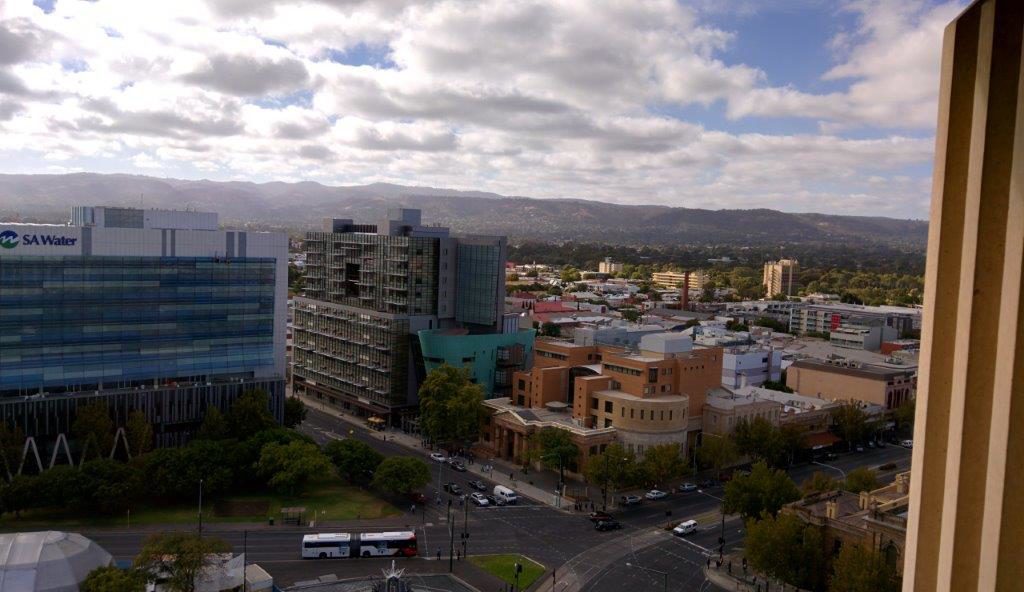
[805,432,841,449]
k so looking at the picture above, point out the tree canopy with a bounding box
[832,403,871,449]
[723,461,801,520]
[257,440,332,495]
[696,435,739,475]
[283,397,308,428]
[226,389,277,439]
[584,443,641,491]
[82,566,146,592]
[829,543,901,592]
[325,438,383,485]
[134,533,231,592]
[532,428,579,473]
[72,402,114,460]
[745,512,828,591]
[371,456,431,496]
[843,467,879,494]
[640,443,687,487]
[418,365,485,446]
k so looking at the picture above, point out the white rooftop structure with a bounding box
[0,531,112,592]
[639,333,693,356]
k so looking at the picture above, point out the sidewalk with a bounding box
[298,395,574,512]
[702,552,806,592]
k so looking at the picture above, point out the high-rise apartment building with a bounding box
[598,257,623,274]
[762,258,799,297]
[291,208,506,425]
[651,269,708,290]
[0,207,288,446]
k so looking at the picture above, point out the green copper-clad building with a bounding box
[418,328,535,398]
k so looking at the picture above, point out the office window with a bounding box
[604,401,613,413]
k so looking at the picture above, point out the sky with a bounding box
[0,0,965,219]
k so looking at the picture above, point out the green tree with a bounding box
[893,398,915,436]
[371,456,431,496]
[134,533,231,592]
[82,566,146,592]
[0,423,25,479]
[418,365,485,447]
[584,443,641,495]
[560,267,581,282]
[226,389,276,439]
[833,403,870,450]
[532,427,579,476]
[0,475,37,516]
[195,407,230,441]
[829,543,901,592]
[723,461,800,520]
[125,410,153,457]
[697,435,739,476]
[325,438,383,485]
[640,443,687,487]
[283,397,308,428]
[620,308,641,322]
[745,512,828,591]
[82,458,140,514]
[257,440,331,496]
[72,402,114,460]
[801,471,841,496]
[34,464,94,511]
[525,269,539,278]
[843,467,879,494]
[733,417,783,466]
[761,379,794,393]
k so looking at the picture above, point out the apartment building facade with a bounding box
[789,303,921,337]
[762,259,799,297]
[291,209,507,425]
[0,207,288,445]
[651,269,708,290]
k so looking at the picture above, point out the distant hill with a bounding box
[0,173,928,248]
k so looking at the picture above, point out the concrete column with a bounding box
[904,2,1024,591]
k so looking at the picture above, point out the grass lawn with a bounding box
[470,554,545,589]
[0,477,400,529]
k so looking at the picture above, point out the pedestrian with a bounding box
[716,559,721,569]
[728,560,732,574]
[437,548,441,560]
[456,549,461,560]
[706,557,711,570]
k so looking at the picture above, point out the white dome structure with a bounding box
[0,531,113,592]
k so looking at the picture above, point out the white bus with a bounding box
[302,533,352,559]
[357,531,418,558]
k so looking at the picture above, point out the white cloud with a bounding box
[0,0,961,218]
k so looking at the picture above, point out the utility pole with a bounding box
[462,497,469,558]
[242,530,248,592]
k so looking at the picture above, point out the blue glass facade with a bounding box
[0,256,276,395]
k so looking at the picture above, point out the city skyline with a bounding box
[0,0,963,218]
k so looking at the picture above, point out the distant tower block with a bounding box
[680,271,690,310]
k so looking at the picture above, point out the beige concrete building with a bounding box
[785,472,911,576]
[762,259,799,297]
[651,270,708,290]
[598,257,623,274]
[902,2,1024,590]
[786,358,915,410]
[703,388,782,437]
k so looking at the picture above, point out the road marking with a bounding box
[673,535,712,554]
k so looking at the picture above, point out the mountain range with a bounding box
[0,173,928,248]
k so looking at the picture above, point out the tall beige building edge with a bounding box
[903,1,1023,591]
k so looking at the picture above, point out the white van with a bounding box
[493,485,519,505]
[673,520,698,536]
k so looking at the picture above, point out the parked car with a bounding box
[901,439,914,449]
[588,511,614,523]
[443,482,463,495]
[699,479,716,488]
[867,441,876,448]
[468,480,488,491]
[678,483,697,493]
[407,492,428,505]
[672,519,698,536]
[876,441,887,448]
[430,452,447,462]
[645,490,668,500]
[470,493,489,507]
[620,495,642,506]
[595,520,622,531]
[450,462,467,472]
[485,494,506,507]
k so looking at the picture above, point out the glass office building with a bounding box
[0,209,288,447]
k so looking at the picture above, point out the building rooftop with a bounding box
[789,358,916,379]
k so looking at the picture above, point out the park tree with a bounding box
[371,456,431,496]
[532,427,579,478]
[72,402,114,460]
[833,403,870,450]
[325,438,383,485]
[584,443,641,498]
[540,322,562,337]
[125,410,153,457]
[257,440,331,496]
[560,267,581,282]
[195,407,230,441]
[82,566,146,592]
[723,461,801,521]
[226,389,276,439]
[893,398,916,436]
[418,365,485,447]
[134,533,231,592]
[640,444,687,487]
[843,467,879,494]
[696,435,739,476]
[745,512,828,591]
[801,471,841,496]
[733,417,783,465]
[283,397,308,428]
[829,543,901,592]
[81,458,139,514]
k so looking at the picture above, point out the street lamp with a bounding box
[626,562,668,592]
[542,451,567,507]
[198,479,204,538]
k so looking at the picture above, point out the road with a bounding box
[84,409,911,591]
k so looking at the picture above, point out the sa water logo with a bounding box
[0,230,18,249]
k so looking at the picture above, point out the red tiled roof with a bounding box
[511,292,538,300]
[534,301,575,313]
